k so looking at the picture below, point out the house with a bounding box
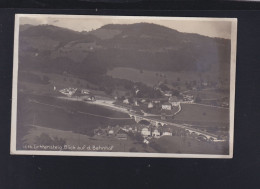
[162,126,173,136]
[202,81,208,87]
[59,87,77,97]
[140,127,151,137]
[107,125,116,136]
[94,128,107,136]
[152,99,161,104]
[123,125,137,133]
[164,91,172,97]
[148,102,154,109]
[151,127,160,138]
[143,139,150,144]
[123,98,129,104]
[134,100,139,106]
[82,95,95,101]
[108,129,114,136]
[116,129,127,140]
[141,99,146,103]
[81,89,90,94]
[91,96,95,101]
[162,102,172,110]
[169,96,179,106]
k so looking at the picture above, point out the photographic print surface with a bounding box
[11,14,237,158]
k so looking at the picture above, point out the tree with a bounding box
[134,133,144,143]
[160,84,169,91]
[35,133,66,147]
[42,75,50,84]
[171,89,180,97]
[195,95,202,103]
[104,87,113,95]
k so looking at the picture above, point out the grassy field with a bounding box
[173,103,229,134]
[175,103,229,123]
[17,93,135,138]
[153,136,229,155]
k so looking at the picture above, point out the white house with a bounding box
[152,99,161,104]
[202,81,208,87]
[162,102,172,110]
[148,102,154,109]
[141,127,151,137]
[123,98,129,104]
[134,100,139,106]
[59,87,77,97]
[169,96,179,106]
[162,127,173,136]
[164,91,172,97]
[152,128,160,138]
[162,131,172,136]
[81,89,90,94]
[108,129,114,135]
[143,139,150,144]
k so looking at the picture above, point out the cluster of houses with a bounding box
[181,94,194,104]
[120,95,182,115]
[59,87,95,101]
[117,83,196,114]
[94,125,128,140]
[59,87,77,97]
[93,124,174,144]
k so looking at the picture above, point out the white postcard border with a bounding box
[10,14,237,158]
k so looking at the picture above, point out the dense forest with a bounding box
[19,23,231,75]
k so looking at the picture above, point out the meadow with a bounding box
[17,93,135,138]
[153,136,229,155]
[173,103,229,135]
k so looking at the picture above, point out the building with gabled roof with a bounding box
[162,102,172,110]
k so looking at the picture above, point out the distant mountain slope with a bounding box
[18,23,231,77]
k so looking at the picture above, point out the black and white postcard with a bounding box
[11,14,237,158]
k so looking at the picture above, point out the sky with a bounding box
[19,15,233,39]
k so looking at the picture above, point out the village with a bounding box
[56,79,228,145]
[58,81,194,121]
[92,121,221,146]
[57,77,229,120]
